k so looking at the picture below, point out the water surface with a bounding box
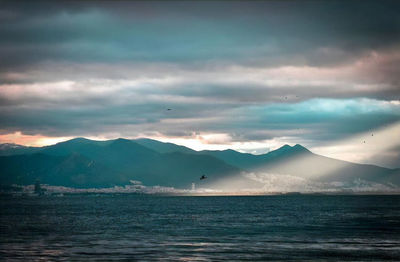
[1,194,399,261]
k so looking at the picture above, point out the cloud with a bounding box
[1,1,400,72]
[0,1,399,167]
[0,131,73,147]
[0,95,398,142]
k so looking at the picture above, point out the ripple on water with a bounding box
[1,194,400,261]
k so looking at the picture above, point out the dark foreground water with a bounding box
[1,194,400,261]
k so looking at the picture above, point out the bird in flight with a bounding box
[200,175,207,180]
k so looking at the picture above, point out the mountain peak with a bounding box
[113,138,131,143]
[274,144,292,152]
[292,144,310,152]
[280,144,292,150]
[269,143,310,156]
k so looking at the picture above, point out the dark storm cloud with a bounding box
[1,0,400,72]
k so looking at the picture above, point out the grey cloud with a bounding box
[1,1,400,73]
[0,0,400,168]
[0,85,398,143]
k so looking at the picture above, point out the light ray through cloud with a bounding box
[311,121,400,168]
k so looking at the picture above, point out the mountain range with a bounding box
[0,138,399,191]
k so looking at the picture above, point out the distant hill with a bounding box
[199,144,398,185]
[132,139,400,187]
[0,143,40,156]
[0,138,240,188]
[136,139,398,183]
[0,138,398,190]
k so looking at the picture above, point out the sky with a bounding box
[0,1,399,168]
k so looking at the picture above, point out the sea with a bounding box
[1,194,399,261]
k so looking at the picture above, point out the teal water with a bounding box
[1,195,400,261]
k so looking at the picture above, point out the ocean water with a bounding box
[1,194,400,261]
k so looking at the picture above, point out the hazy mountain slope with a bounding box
[197,144,399,186]
[244,145,398,185]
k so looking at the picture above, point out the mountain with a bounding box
[201,144,398,185]
[0,138,398,191]
[134,139,313,169]
[247,145,398,185]
[0,138,240,188]
[0,153,63,185]
[0,143,40,156]
[198,144,310,169]
[130,139,400,187]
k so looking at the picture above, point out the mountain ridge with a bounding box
[0,137,398,190]
[0,138,394,169]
